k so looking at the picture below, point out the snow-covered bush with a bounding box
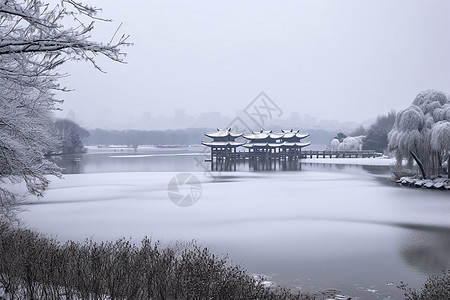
[330,136,364,151]
[338,136,364,151]
[330,138,340,150]
[388,90,450,176]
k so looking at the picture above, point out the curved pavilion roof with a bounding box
[242,132,284,140]
[205,128,243,139]
[243,130,309,141]
[281,132,310,139]
[282,129,298,133]
[203,128,310,149]
[242,141,311,148]
[202,141,246,147]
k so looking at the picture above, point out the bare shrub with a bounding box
[0,223,313,299]
[399,270,450,300]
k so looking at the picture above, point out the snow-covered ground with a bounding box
[19,166,450,299]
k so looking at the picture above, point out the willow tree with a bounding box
[0,0,129,220]
[431,121,450,175]
[388,90,450,178]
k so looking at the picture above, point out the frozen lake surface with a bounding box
[20,146,450,299]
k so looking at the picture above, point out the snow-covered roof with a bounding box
[243,141,311,148]
[281,129,299,134]
[281,142,311,148]
[281,132,296,139]
[252,129,272,134]
[201,141,246,147]
[295,133,309,139]
[243,132,285,140]
[243,132,269,140]
[243,142,281,148]
[205,128,243,138]
[243,131,308,140]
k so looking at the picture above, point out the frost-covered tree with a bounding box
[430,121,450,175]
[0,0,129,220]
[330,138,340,150]
[333,132,347,143]
[338,136,364,151]
[388,90,450,177]
[54,119,89,154]
[330,136,364,151]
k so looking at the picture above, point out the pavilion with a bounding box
[201,128,246,162]
[202,128,310,163]
[242,129,310,159]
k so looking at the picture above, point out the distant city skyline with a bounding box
[54,0,450,131]
[64,107,364,133]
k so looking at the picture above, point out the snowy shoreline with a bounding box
[396,176,450,190]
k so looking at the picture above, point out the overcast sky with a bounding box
[56,0,450,130]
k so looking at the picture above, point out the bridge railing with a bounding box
[301,150,381,158]
[209,149,381,160]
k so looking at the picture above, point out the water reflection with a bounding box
[49,148,393,176]
[33,148,450,299]
[362,164,394,175]
[48,147,209,174]
[50,154,84,174]
[401,230,450,274]
[212,158,303,172]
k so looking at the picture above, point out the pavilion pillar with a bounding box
[211,147,214,170]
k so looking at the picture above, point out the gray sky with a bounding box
[56,0,450,130]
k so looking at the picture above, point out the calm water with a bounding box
[26,146,450,299]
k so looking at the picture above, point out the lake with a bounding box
[20,146,450,299]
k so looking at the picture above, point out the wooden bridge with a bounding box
[300,150,380,159]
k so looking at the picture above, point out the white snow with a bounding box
[14,167,450,299]
[19,169,450,249]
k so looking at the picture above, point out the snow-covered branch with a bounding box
[0,0,130,220]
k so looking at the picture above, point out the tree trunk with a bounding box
[448,155,450,177]
[409,150,426,179]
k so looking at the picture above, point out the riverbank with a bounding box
[396,176,450,190]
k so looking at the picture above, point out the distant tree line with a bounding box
[85,128,335,147]
[86,128,210,146]
[0,223,313,300]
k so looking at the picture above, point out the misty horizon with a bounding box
[53,0,450,130]
[63,106,368,132]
